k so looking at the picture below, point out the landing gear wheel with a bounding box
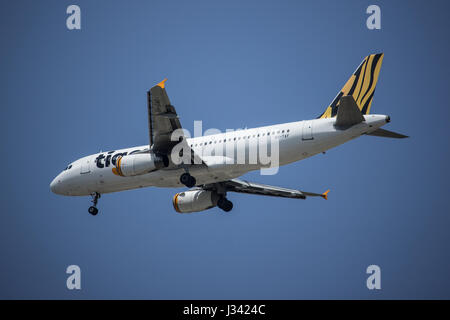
[180,173,196,188]
[223,200,233,212]
[88,206,98,215]
[88,192,101,216]
[217,197,233,212]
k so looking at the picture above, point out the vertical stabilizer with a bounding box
[318,53,384,118]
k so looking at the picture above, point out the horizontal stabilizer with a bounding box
[366,128,409,139]
[335,95,365,127]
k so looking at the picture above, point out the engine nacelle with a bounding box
[172,190,219,213]
[112,153,168,177]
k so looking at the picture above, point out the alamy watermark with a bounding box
[66,5,81,30]
[66,265,81,290]
[366,5,381,30]
[169,121,281,175]
[366,264,381,290]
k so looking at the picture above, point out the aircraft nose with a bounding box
[50,176,62,194]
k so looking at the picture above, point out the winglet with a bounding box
[322,189,330,200]
[157,78,167,89]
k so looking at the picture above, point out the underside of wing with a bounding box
[203,179,329,200]
[148,79,183,155]
[148,79,204,165]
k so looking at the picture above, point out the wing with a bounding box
[148,79,183,155]
[203,179,329,200]
[147,79,204,164]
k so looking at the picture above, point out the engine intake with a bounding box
[112,153,168,177]
[172,190,219,213]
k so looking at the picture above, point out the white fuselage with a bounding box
[50,114,389,196]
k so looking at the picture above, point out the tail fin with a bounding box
[318,53,384,119]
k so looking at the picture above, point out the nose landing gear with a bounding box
[88,192,101,216]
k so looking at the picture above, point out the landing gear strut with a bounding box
[180,172,196,188]
[217,196,233,212]
[88,192,101,216]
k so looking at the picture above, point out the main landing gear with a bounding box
[180,172,196,188]
[88,192,101,216]
[217,196,233,212]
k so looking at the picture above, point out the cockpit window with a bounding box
[64,164,73,171]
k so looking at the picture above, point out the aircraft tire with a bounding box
[88,206,98,215]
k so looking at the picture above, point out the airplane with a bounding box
[50,53,407,215]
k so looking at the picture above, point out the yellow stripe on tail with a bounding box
[318,53,384,119]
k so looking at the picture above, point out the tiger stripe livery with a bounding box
[318,53,384,119]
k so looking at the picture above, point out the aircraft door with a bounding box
[80,157,91,174]
[302,121,313,140]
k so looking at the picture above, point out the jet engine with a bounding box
[172,190,220,213]
[112,153,168,177]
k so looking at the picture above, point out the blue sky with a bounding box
[1,0,449,299]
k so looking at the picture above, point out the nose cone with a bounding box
[50,175,62,194]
